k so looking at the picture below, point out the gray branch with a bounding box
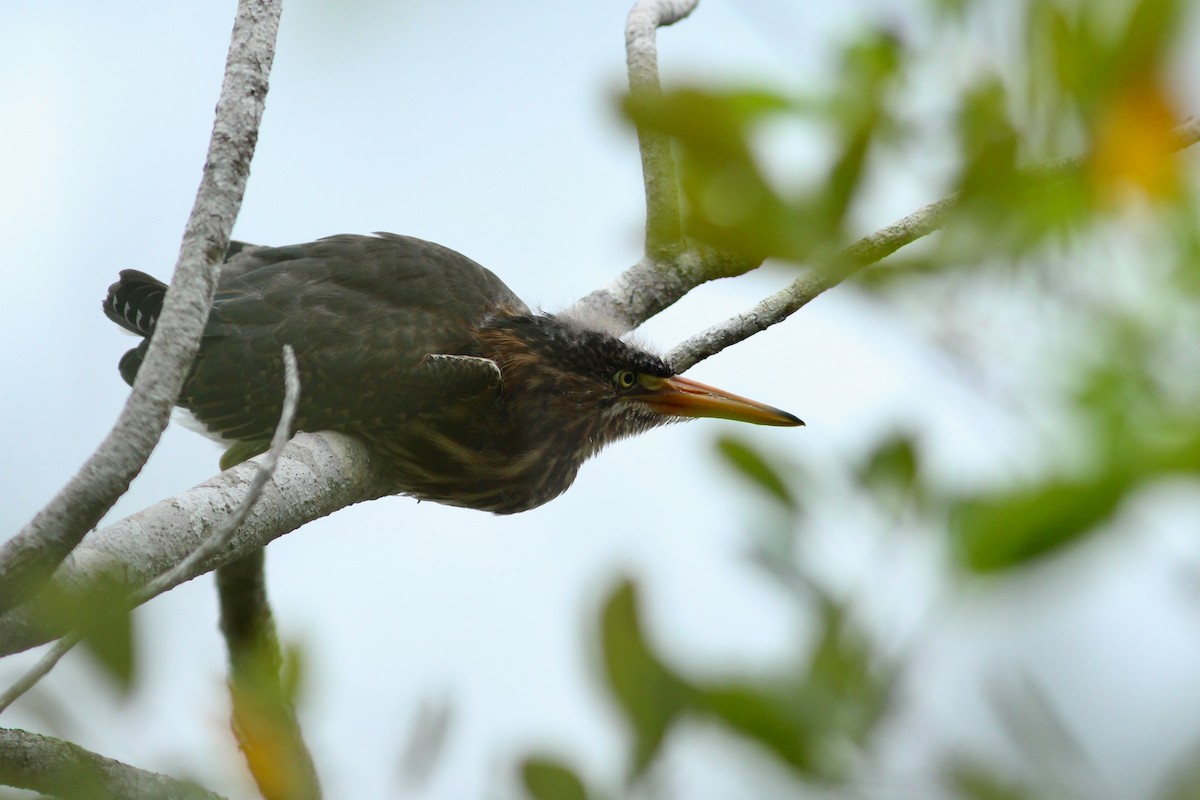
[568,0,765,333]
[0,432,391,658]
[0,347,303,713]
[0,0,282,616]
[625,0,696,253]
[0,727,225,800]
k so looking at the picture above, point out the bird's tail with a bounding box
[103,269,167,338]
[104,270,170,386]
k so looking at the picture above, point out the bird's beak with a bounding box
[635,375,804,427]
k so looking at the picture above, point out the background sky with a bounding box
[4,1,1200,798]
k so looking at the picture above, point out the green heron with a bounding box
[104,233,802,513]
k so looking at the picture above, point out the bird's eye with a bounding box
[614,369,638,389]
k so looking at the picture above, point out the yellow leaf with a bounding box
[1089,74,1181,202]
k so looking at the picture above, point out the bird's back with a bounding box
[107,233,529,449]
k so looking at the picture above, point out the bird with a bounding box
[104,233,802,514]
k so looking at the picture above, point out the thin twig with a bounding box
[667,117,1200,371]
[0,727,226,799]
[667,194,956,370]
[0,0,282,615]
[211,347,322,799]
[0,347,301,714]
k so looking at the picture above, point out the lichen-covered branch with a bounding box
[0,727,225,800]
[0,432,390,658]
[0,0,282,616]
[0,347,303,714]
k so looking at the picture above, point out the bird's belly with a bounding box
[360,425,580,515]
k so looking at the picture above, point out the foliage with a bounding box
[519,0,1200,797]
[5,0,1200,797]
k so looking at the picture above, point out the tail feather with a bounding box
[103,269,167,337]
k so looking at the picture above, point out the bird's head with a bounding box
[479,314,802,457]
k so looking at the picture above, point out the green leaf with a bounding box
[952,474,1128,573]
[1113,0,1179,78]
[696,682,822,774]
[692,600,891,782]
[520,757,589,800]
[78,604,137,695]
[623,87,819,261]
[599,579,690,775]
[33,579,138,695]
[715,436,798,511]
[945,758,1042,800]
[859,434,920,506]
[279,639,308,706]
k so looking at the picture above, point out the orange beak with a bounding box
[634,375,803,427]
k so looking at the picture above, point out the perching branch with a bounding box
[0,347,302,713]
[0,431,390,658]
[0,727,225,800]
[0,0,282,616]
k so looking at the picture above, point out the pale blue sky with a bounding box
[4,2,1200,798]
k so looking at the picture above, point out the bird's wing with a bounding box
[180,234,522,442]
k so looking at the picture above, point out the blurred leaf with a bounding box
[398,695,453,789]
[1088,72,1181,202]
[34,579,139,695]
[694,598,891,782]
[957,79,1019,197]
[624,88,791,148]
[696,682,826,775]
[989,674,1086,775]
[521,757,590,800]
[813,32,901,233]
[623,79,883,262]
[1154,732,1200,800]
[831,30,902,129]
[78,604,136,695]
[599,578,691,776]
[930,0,971,20]
[945,758,1042,800]
[859,434,921,511]
[952,473,1128,573]
[943,74,1093,259]
[279,639,307,706]
[716,436,798,512]
[806,599,893,745]
[1113,0,1180,78]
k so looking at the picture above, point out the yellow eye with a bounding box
[614,369,638,389]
